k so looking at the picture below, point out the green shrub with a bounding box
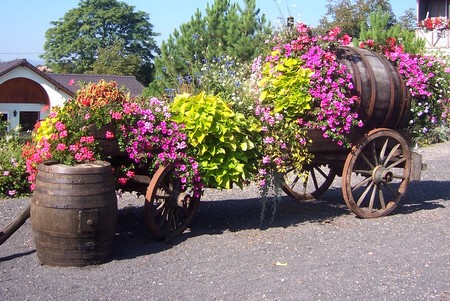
[170,92,261,189]
[0,122,31,198]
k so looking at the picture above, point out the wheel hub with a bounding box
[176,192,191,207]
[372,165,393,184]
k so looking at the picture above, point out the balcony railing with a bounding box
[416,27,450,50]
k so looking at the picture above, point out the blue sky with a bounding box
[0,0,414,64]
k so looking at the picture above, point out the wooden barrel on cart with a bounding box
[336,46,411,130]
[31,161,117,267]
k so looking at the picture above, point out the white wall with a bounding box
[0,66,72,107]
[0,66,73,131]
[0,103,48,131]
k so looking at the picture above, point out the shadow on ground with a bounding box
[111,180,448,261]
[395,180,449,214]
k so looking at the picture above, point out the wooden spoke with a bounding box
[379,137,389,163]
[383,143,401,165]
[378,185,386,210]
[384,183,401,198]
[368,183,377,212]
[144,163,200,240]
[282,164,337,201]
[386,157,406,169]
[352,169,373,176]
[352,176,372,192]
[392,174,406,180]
[360,152,375,170]
[357,181,374,206]
[370,140,378,165]
[311,169,319,191]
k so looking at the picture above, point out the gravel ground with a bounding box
[1,143,449,301]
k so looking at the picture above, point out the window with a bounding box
[19,111,40,131]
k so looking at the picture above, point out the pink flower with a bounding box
[111,111,122,120]
[56,143,66,151]
[69,144,79,152]
[263,136,274,144]
[339,34,352,46]
[105,131,114,139]
[118,177,128,185]
[59,130,68,138]
[80,136,94,144]
[55,121,66,131]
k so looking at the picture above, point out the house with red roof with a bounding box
[0,59,144,132]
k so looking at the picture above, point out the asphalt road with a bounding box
[1,142,449,301]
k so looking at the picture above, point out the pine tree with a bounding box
[147,0,270,97]
[357,7,425,54]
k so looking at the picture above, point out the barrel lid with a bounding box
[38,160,112,175]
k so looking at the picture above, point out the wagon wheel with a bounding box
[282,164,337,200]
[144,163,199,241]
[342,128,411,218]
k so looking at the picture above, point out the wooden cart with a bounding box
[1,47,425,245]
[131,46,425,240]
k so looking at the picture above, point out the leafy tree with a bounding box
[398,8,417,31]
[89,41,141,75]
[42,0,159,85]
[316,0,396,37]
[146,0,271,97]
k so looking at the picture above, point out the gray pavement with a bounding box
[1,143,449,301]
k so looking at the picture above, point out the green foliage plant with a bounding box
[0,121,30,198]
[170,92,261,189]
[356,7,425,54]
[146,54,258,118]
[259,53,313,121]
[255,53,315,188]
[256,51,316,174]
